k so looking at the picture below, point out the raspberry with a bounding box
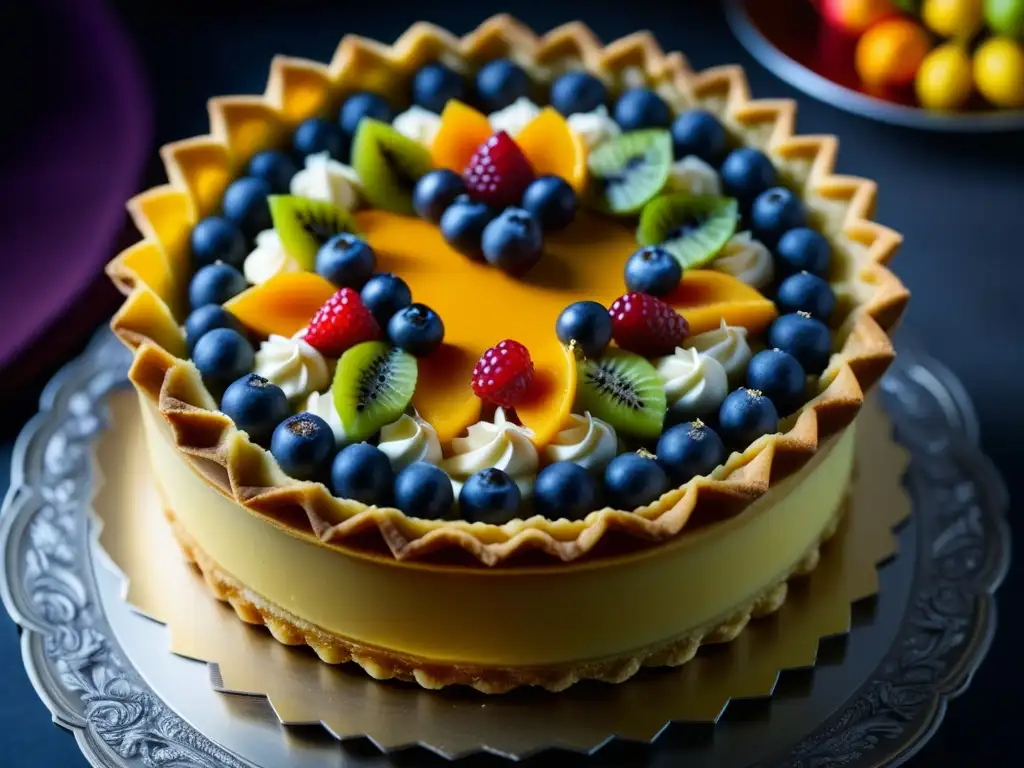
[463,131,535,208]
[472,339,535,407]
[608,292,689,357]
[303,287,381,357]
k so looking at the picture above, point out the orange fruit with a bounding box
[515,107,588,192]
[430,100,492,173]
[224,272,337,338]
[855,19,933,87]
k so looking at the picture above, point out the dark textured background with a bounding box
[0,1,1019,765]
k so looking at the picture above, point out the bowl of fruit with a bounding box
[725,0,1024,130]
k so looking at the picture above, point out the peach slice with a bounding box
[224,272,337,338]
[515,107,588,192]
[515,341,578,447]
[666,270,779,336]
[430,100,493,173]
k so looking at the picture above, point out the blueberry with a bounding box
[776,227,831,276]
[624,246,682,297]
[330,442,394,505]
[720,148,777,209]
[555,301,612,358]
[413,169,467,223]
[481,207,543,276]
[534,462,599,520]
[475,59,530,112]
[656,421,727,484]
[184,305,245,353]
[746,349,806,416]
[339,91,394,138]
[670,110,728,165]
[767,313,833,375]
[412,62,466,113]
[393,462,454,518]
[751,187,805,247]
[718,388,779,448]
[459,468,522,524]
[776,272,835,320]
[189,263,247,309]
[613,88,672,131]
[439,194,495,259]
[271,413,336,481]
[549,71,607,116]
[604,452,670,509]
[521,176,578,231]
[222,177,272,239]
[247,150,299,194]
[360,273,412,327]
[315,233,376,288]
[292,117,347,161]
[220,373,290,446]
[388,303,445,357]
[190,216,246,269]
[191,328,254,393]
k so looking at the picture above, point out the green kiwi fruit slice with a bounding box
[575,348,666,439]
[352,118,434,215]
[636,193,739,270]
[332,341,418,441]
[269,195,360,270]
[587,130,673,215]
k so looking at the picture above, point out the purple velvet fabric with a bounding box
[2,0,152,367]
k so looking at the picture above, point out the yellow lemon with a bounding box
[916,43,974,109]
[922,0,984,38]
[973,37,1024,108]
[856,19,933,86]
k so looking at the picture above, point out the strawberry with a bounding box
[608,292,689,357]
[472,339,535,407]
[463,131,535,208]
[304,288,381,357]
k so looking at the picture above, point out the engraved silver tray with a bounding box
[0,328,1010,767]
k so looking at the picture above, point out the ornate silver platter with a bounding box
[0,328,1010,767]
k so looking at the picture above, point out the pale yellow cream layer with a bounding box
[141,396,854,667]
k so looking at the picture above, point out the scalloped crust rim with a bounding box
[109,15,909,567]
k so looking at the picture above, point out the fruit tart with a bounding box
[108,16,908,693]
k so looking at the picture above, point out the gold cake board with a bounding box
[93,391,909,757]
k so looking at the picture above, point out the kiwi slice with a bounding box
[637,194,739,270]
[587,130,673,215]
[332,341,418,442]
[575,348,666,439]
[352,118,434,215]
[269,195,360,270]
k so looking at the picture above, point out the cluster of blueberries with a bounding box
[414,168,579,276]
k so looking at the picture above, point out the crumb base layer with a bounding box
[141,393,855,692]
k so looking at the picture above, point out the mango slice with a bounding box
[224,272,336,338]
[666,270,779,336]
[515,107,588,192]
[354,209,775,447]
[515,341,578,446]
[430,100,493,173]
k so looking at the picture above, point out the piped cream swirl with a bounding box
[378,414,443,472]
[567,105,621,150]
[655,347,729,419]
[711,232,774,290]
[488,97,541,137]
[393,105,442,147]
[255,334,330,403]
[684,320,752,384]
[542,413,617,472]
[243,229,301,285]
[289,151,361,211]
[302,391,346,446]
[666,155,722,196]
[440,408,538,498]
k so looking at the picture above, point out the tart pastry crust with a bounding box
[109,15,907,566]
[164,496,844,694]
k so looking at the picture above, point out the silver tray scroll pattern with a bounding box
[0,329,1011,767]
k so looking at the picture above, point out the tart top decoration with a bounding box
[110,16,908,566]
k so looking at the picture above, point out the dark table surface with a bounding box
[1,1,1020,765]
